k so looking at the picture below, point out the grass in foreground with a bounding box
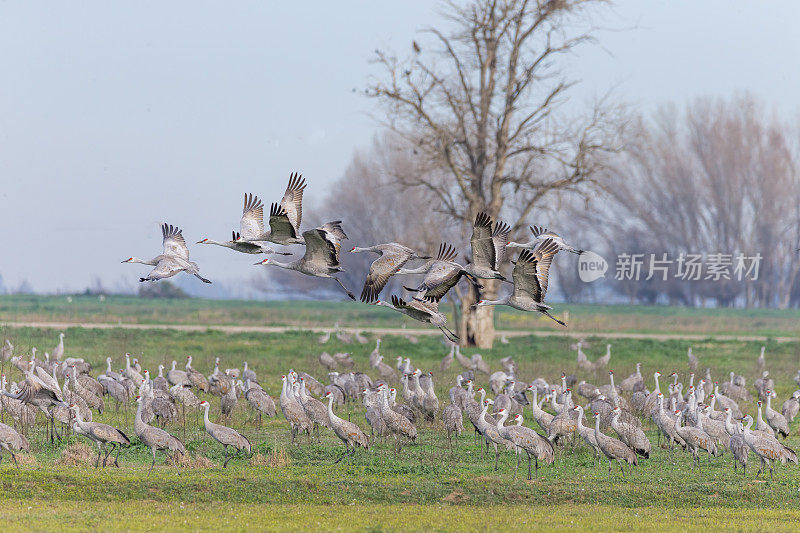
[0,325,799,531]
[3,502,800,532]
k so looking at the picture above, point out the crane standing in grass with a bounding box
[199,400,251,468]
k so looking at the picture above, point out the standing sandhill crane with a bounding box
[651,393,685,450]
[255,224,355,300]
[610,406,650,458]
[374,356,398,383]
[237,174,308,245]
[443,397,464,446]
[279,375,312,444]
[619,363,643,392]
[123,223,211,284]
[507,224,584,255]
[782,391,800,422]
[241,362,257,384]
[185,356,209,392]
[399,243,483,302]
[673,410,717,469]
[242,380,276,424]
[687,347,698,373]
[323,391,369,462]
[69,404,129,468]
[0,421,29,466]
[378,386,417,451]
[496,410,554,479]
[67,368,104,414]
[1,340,12,362]
[740,415,798,479]
[2,358,66,442]
[723,408,749,474]
[134,395,185,473]
[199,401,251,467]
[440,344,455,371]
[756,346,766,373]
[166,361,190,387]
[572,406,602,464]
[197,231,290,255]
[373,295,458,343]
[593,411,637,477]
[351,243,430,303]
[592,344,611,372]
[764,391,790,438]
[475,398,513,469]
[474,240,565,326]
[52,333,65,361]
[122,353,143,385]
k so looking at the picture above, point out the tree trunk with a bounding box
[458,279,497,348]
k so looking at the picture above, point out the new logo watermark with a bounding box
[577,252,762,283]
[578,251,608,282]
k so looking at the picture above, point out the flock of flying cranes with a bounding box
[123,173,585,341]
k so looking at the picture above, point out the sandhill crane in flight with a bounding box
[238,173,307,245]
[123,223,211,284]
[197,231,291,256]
[256,224,355,300]
[507,225,584,255]
[474,239,565,326]
[466,211,511,280]
[350,243,430,302]
[372,295,458,343]
[402,243,483,302]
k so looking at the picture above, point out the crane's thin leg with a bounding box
[95,443,102,468]
[149,448,156,474]
[494,446,499,471]
[223,445,231,468]
[104,443,115,467]
[332,277,356,300]
[13,452,20,468]
[115,444,122,467]
[619,460,625,478]
[513,449,519,481]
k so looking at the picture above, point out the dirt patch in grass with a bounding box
[167,452,216,469]
[56,443,96,466]
[249,448,291,467]
[442,490,469,503]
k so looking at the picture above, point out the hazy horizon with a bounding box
[1,1,798,296]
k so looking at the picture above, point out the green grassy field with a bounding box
[2,294,800,337]
[1,301,800,531]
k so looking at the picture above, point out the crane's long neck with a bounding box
[766,394,772,411]
[496,411,509,430]
[724,410,736,435]
[202,404,211,427]
[594,414,601,438]
[326,395,338,423]
[478,295,510,307]
[654,374,660,394]
[609,373,615,390]
[266,259,295,270]
[575,407,584,427]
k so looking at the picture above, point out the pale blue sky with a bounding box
[0,1,798,294]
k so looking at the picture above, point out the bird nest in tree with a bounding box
[56,443,96,466]
[166,452,215,469]
[249,448,290,468]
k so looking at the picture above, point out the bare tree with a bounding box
[368,0,625,346]
[570,95,800,308]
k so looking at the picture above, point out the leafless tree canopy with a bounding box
[367,0,625,345]
[560,94,800,308]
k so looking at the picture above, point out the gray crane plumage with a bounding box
[200,401,251,467]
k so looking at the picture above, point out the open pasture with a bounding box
[1,310,800,531]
